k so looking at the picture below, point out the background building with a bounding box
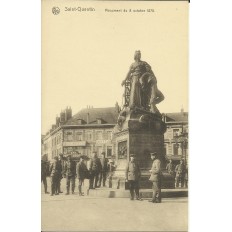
[163,109,188,164]
[42,105,188,163]
[42,103,120,161]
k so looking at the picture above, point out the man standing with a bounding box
[149,152,162,203]
[107,159,116,188]
[175,160,184,188]
[64,155,76,195]
[76,155,88,196]
[49,156,59,196]
[166,159,175,176]
[98,152,108,187]
[56,154,64,194]
[88,152,102,189]
[125,154,142,201]
[41,159,49,194]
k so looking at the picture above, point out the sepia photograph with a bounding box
[42,0,188,231]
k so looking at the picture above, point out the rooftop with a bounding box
[165,112,188,123]
[65,107,120,125]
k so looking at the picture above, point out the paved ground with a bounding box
[42,178,188,231]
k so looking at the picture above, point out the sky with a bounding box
[42,0,188,134]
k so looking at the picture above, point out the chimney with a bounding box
[65,106,72,121]
[56,116,60,126]
[181,106,184,113]
[52,124,56,130]
[60,110,65,122]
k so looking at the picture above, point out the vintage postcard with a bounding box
[42,0,188,231]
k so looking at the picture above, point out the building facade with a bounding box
[42,105,188,163]
[163,109,188,164]
[42,104,120,161]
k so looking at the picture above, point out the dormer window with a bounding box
[77,119,85,125]
[96,118,102,124]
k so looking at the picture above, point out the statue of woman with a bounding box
[121,51,154,109]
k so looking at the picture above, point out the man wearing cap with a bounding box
[64,155,76,195]
[88,152,102,189]
[49,156,59,196]
[149,152,162,203]
[98,152,108,187]
[125,154,142,200]
[76,155,88,196]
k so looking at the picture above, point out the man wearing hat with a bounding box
[41,159,49,194]
[49,156,59,196]
[56,154,65,194]
[63,155,76,195]
[88,152,102,189]
[76,155,89,196]
[98,152,108,187]
[125,154,142,200]
[149,152,162,203]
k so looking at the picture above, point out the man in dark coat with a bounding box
[64,155,76,195]
[149,152,162,203]
[49,156,60,196]
[41,160,49,194]
[166,159,175,176]
[98,152,108,187]
[88,152,102,189]
[125,154,142,200]
[76,155,88,196]
[56,154,65,194]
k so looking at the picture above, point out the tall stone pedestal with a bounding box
[112,107,168,189]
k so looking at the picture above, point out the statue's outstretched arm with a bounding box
[121,68,132,86]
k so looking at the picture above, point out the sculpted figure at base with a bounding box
[121,51,164,113]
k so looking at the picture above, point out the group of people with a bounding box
[166,159,188,188]
[125,152,162,203]
[42,151,185,204]
[41,152,116,196]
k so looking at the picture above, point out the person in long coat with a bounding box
[76,156,88,196]
[56,154,65,194]
[166,159,175,176]
[64,155,76,195]
[98,152,108,187]
[125,154,142,200]
[88,152,102,189]
[175,160,185,188]
[49,156,59,196]
[149,152,162,203]
[41,160,49,194]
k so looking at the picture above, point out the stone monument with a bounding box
[111,51,170,189]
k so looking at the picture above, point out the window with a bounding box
[106,131,112,140]
[173,143,180,156]
[76,132,83,141]
[107,146,112,157]
[86,131,92,141]
[96,131,103,140]
[64,130,73,141]
[173,129,179,138]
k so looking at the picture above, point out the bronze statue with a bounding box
[121,51,164,113]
